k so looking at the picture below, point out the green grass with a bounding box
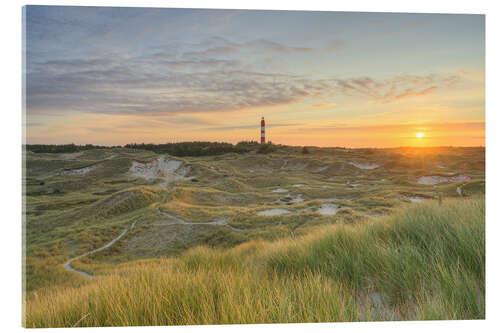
[24,197,484,327]
[23,146,485,294]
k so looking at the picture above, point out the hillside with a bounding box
[22,145,485,326]
[24,197,484,327]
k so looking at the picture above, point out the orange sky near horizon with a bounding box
[25,110,485,148]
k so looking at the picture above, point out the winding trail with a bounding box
[63,221,137,278]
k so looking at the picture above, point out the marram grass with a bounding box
[24,197,484,327]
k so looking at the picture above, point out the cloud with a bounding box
[245,39,314,54]
[26,29,461,117]
[382,86,438,104]
[180,36,320,59]
[26,57,461,116]
[26,54,321,115]
[312,103,336,108]
[178,36,348,60]
[331,74,460,104]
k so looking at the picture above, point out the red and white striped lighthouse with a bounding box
[260,117,266,144]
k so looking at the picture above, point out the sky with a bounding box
[23,6,485,147]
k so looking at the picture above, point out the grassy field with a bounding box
[22,145,485,326]
[24,197,484,327]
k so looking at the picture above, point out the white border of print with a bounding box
[1,1,498,333]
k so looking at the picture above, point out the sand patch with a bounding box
[418,174,470,185]
[257,208,292,216]
[129,157,191,183]
[274,194,304,205]
[272,188,289,193]
[61,164,98,176]
[409,197,425,203]
[290,194,305,203]
[292,184,305,187]
[317,204,340,215]
[285,194,305,204]
[349,161,379,170]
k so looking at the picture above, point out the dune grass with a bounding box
[24,147,485,291]
[24,196,484,327]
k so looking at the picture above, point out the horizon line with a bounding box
[22,142,486,150]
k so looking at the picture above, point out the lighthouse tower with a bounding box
[260,117,266,144]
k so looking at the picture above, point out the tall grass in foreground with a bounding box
[25,197,484,327]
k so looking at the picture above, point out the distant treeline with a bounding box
[25,144,113,154]
[125,141,262,156]
[25,141,265,157]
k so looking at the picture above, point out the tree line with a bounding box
[25,141,268,157]
[25,143,113,153]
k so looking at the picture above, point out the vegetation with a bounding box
[124,142,238,156]
[24,197,484,327]
[26,144,113,154]
[26,141,286,157]
[256,142,278,154]
[23,145,485,326]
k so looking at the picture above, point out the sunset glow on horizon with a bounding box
[24,7,485,148]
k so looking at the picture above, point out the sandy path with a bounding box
[63,221,137,278]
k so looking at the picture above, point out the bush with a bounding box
[257,143,276,154]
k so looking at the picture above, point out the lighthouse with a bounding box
[260,117,266,144]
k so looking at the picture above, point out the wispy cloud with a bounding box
[27,45,461,117]
[312,103,336,109]
[179,36,342,58]
[332,74,460,104]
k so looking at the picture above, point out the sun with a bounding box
[416,132,424,138]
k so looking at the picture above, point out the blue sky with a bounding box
[24,6,485,147]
